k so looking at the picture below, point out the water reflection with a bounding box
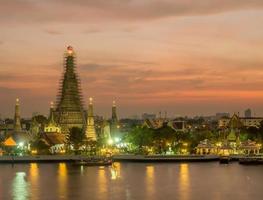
[29,163,39,200]
[179,164,190,200]
[98,167,108,198]
[146,165,155,197]
[58,163,68,199]
[12,172,30,200]
[111,162,121,180]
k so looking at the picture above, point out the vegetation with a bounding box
[31,138,50,154]
[67,127,86,154]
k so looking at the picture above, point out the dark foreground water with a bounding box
[0,162,262,200]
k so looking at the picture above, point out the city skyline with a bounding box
[1,0,263,117]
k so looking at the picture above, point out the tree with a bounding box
[31,138,50,154]
[125,126,154,154]
[67,127,86,154]
[152,124,177,154]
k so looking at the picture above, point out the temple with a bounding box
[14,98,22,132]
[110,100,119,138]
[55,46,86,133]
[85,97,97,141]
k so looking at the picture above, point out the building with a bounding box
[42,102,65,154]
[142,118,164,129]
[215,112,230,120]
[218,113,263,128]
[244,109,252,118]
[55,46,86,133]
[142,113,156,120]
[85,97,97,141]
[2,99,30,153]
[44,102,61,134]
[167,120,186,131]
[110,101,120,138]
[14,98,22,132]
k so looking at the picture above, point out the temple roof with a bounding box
[3,137,16,146]
[42,132,66,146]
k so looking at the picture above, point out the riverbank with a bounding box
[1,154,260,163]
[0,155,93,163]
[113,154,220,162]
[0,154,220,163]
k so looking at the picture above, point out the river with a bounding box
[0,162,262,200]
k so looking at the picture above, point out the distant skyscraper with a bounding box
[244,109,252,118]
[55,46,86,133]
[85,98,97,141]
[14,98,22,132]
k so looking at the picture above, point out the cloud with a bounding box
[1,0,263,24]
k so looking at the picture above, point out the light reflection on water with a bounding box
[2,162,262,200]
[12,172,30,200]
[98,166,107,198]
[111,162,121,180]
[179,164,190,200]
[58,163,68,199]
[29,163,39,200]
[146,165,155,198]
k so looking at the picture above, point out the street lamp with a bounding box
[108,139,113,145]
[18,142,24,148]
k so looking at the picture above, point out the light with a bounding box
[18,142,24,147]
[89,97,93,104]
[60,150,66,154]
[108,139,113,145]
[67,45,74,55]
[31,150,37,154]
[114,137,120,143]
[183,143,188,147]
[216,142,222,147]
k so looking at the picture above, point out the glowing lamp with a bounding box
[115,137,120,143]
[67,45,74,55]
[18,142,24,147]
[108,139,113,145]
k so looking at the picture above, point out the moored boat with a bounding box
[219,156,230,164]
[73,158,112,166]
[239,156,263,165]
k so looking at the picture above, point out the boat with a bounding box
[73,158,112,166]
[219,156,230,164]
[239,156,263,165]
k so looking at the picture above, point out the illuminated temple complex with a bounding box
[55,46,86,133]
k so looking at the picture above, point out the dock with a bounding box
[112,155,220,162]
[0,155,96,163]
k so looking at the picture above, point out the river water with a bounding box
[0,162,262,200]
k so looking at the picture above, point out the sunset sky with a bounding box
[1,0,263,118]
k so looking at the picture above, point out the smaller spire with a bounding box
[113,100,116,107]
[48,101,55,125]
[16,98,20,105]
[86,97,96,141]
[89,97,93,105]
[67,45,74,55]
[50,101,54,109]
[14,98,22,132]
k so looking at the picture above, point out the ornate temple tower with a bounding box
[110,100,119,138]
[85,97,97,141]
[14,98,22,132]
[55,46,86,133]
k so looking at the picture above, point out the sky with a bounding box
[1,0,263,118]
